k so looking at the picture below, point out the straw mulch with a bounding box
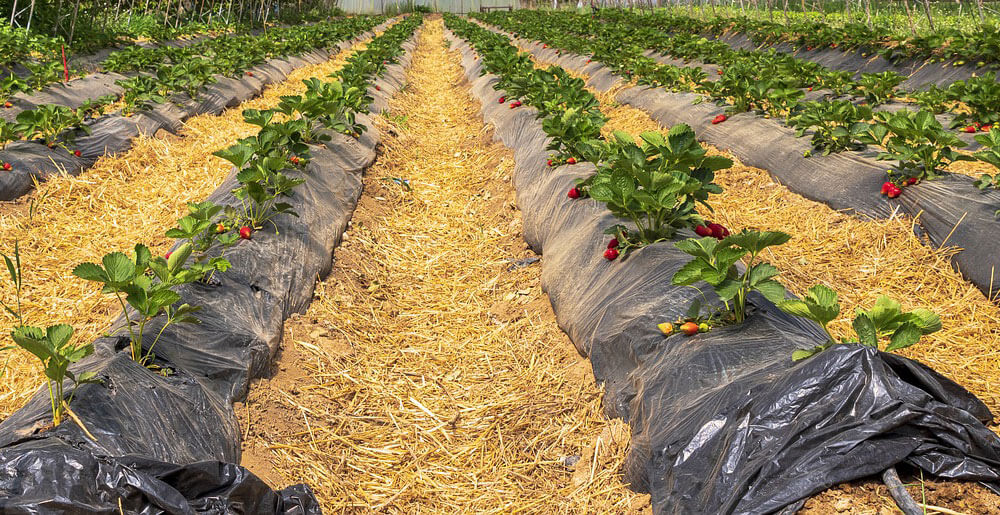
[237,17,649,513]
[0,38,375,420]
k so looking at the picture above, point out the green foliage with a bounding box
[787,100,872,155]
[779,287,941,360]
[1,242,96,427]
[672,230,790,323]
[587,126,728,251]
[858,110,973,180]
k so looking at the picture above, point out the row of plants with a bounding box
[479,10,1000,130]
[473,11,1000,203]
[0,13,421,429]
[445,14,941,364]
[625,9,1000,67]
[0,16,384,171]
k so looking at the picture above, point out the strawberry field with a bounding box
[2,3,1000,514]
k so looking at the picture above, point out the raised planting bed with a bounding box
[0,15,422,512]
[0,16,391,202]
[473,17,1000,303]
[444,14,1000,514]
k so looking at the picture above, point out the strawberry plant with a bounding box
[787,100,873,155]
[671,230,790,323]
[587,126,729,253]
[1,243,97,427]
[779,286,941,361]
[73,244,220,366]
[859,110,973,180]
[12,104,89,149]
[213,112,308,229]
[854,71,905,106]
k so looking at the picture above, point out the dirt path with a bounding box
[0,37,375,419]
[237,17,648,513]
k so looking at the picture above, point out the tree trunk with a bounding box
[901,0,917,36]
[67,0,82,45]
[921,0,934,30]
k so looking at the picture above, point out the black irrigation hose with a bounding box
[882,467,926,515]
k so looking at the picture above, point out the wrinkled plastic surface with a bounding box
[0,29,417,513]
[484,24,1000,302]
[447,29,1000,514]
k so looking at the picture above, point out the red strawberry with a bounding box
[880,181,893,195]
[290,156,300,164]
[542,44,547,48]
[807,87,813,91]
[216,223,226,233]
[806,46,813,51]
[547,159,554,167]
[567,187,581,199]
[708,223,729,239]
[246,71,254,77]
[498,96,506,103]
[165,251,172,260]
[3,101,11,108]
[604,247,619,261]
[982,125,993,132]
[586,59,592,64]
[567,157,577,165]
[239,226,253,239]
[711,114,727,124]
[375,85,381,91]
[73,150,81,157]
[886,185,901,198]
[695,225,713,237]
[607,238,619,249]
[2,162,10,171]
[717,69,723,75]
[906,177,918,185]
[831,43,838,48]
[963,125,977,133]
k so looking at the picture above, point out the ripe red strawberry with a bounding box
[880,181,893,195]
[375,85,381,91]
[886,185,901,198]
[567,157,577,165]
[239,226,253,239]
[831,43,838,48]
[290,155,300,164]
[717,69,723,75]
[982,125,993,132]
[165,251,172,260]
[3,101,11,108]
[907,177,918,185]
[807,87,813,91]
[694,225,713,237]
[708,223,729,239]
[607,238,619,249]
[963,125,977,133]
[604,247,619,261]
[806,46,813,51]
[216,223,226,233]
[2,162,10,171]
[567,187,581,199]
[246,71,254,77]
[73,150,81,157]
[542,44,547,48]
[498,96,506,103]
[547,159,554,167]
[586,59,592,63]
[711,114,727,124]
